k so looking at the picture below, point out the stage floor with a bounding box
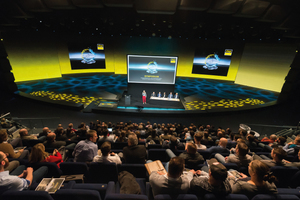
[16,74,279,112]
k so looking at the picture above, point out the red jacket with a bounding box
[43,152,63,168]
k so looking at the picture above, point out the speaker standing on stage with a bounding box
[142,90,147,104]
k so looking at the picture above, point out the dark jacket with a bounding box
[123,144,147,164]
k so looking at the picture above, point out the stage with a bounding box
[16,74,279,113]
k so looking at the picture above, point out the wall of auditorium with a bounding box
[234,43,297,92]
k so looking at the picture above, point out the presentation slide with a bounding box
[127,55,178,84]
[68,43,106,70]
[192,48,233,76]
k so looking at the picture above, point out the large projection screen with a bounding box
[127,55,178,84]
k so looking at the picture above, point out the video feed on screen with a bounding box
[68,43,106,70]
[192,48,233,76]
[127,55,178,84]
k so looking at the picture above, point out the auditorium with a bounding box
[1,1,300,200]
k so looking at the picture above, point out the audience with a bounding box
[254,147,289,167]
[179,143,204,168]
[194,132,207,150]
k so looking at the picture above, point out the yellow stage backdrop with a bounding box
[235,43,297,92]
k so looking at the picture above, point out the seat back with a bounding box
[204,193,249,200]
[113,142,128,149]
[148,149,169,162]
[2,190,54,200]
[270,166,299,188]
[155,194,198,200]
[87,162,118,183]
[60,162,88,175]
[252,194,299,200]
[29,162,62,178]
[53,189,101,200]
[118,164,147,178]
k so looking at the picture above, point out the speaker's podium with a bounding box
[125,95,131,106]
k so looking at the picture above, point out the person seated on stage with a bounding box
[157,92,162,98]
[163,92,166,98]
[174,93,179,99]
[168,92,173,98]
[151,92,156,97]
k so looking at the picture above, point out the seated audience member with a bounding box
[238,129,248,140]
[194,132,207,150]
[0,151,48,195]
[149,157,194,197]
[229,160,277,199]
[29,143,63,168]
[246,134,257,148]
[217,142,253,167]
[146,129,160,144]
[162,136,185,150]
[190,159,232,198]
[116,131,127,143]
[76,122,88,139]
[253,147,290,167]
[93,142,121,164]
[73,130,98,163]
[201,130,213,145]
[135,131,145,143]
[261,134,277,144]
[0,130,29,159]
[55,126,68,141]
[283,135,300,155]
[0,118,12,128]
[122,133,147,164]
[19,129,38,140]
[66,128,77,140]
[44,132,66,149]
[179,143,204,168]
[98,129,115,143]
[207,138,230,154]
[269,136,286,148]
[0,151,20,173]
[38,127,51,138]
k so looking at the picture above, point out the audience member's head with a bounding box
[101,142,112,156]
[219,138,228,148]
[270,134,277,141]
[47,132,56,142]
[271,147,287,162]
[236,142,248,157]
[186,143,197,154]
[0,130,8,143]
[276,136,286,146]
[19,129,28,137]
[87,130,98,142]
[194,132,203,144]
[208,159,228,183]
[0,151,9,169]
[168,157,185,178]
[128,133,138,146]
[249,160,277,183]
[29,143,48,163]
[247,134,255,143]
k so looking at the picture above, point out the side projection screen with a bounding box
[68,43,106,70]
[192,48,233,76]
[127,55,178,84]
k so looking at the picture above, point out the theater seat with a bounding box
[204,193,249,200]
[87,162,118,183]
[154,194,198,200]
[251,194,299,200]
[105,181,148,200]
[53,189,101,200]
[1,190,53,200]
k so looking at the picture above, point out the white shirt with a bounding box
[93,153,122,165]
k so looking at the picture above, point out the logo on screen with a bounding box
[146,61,158,74]
[81,48,96,64]
[97,44,104,50]
[170,58,176,63]
[224,49,233,56]
[203,53,220,70]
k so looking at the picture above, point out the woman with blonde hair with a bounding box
[29,143,63,168]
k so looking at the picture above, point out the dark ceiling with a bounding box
[1,0,300,42]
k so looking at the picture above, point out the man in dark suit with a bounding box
[122,133,147,164]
